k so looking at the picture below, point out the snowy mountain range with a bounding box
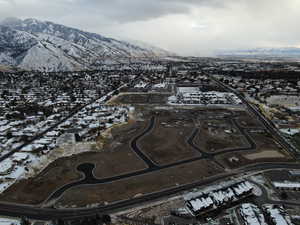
[0,17,173,71]
[217,47,300,57]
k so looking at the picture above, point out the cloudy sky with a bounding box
[0,0,299,56]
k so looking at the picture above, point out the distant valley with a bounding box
[217,47,300,59]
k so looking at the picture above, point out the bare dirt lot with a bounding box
[55,160,223,208]
[244,150,285,160]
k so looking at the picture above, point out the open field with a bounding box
[93,121,149,177]
[0,147,147,204]
[236,110,263,128]
[137,110,200,165]
[215,131,292,169]
[193,119,249,153]
[0,156,82,204]
[0,121,148,204]
[249,133,283,152]
[0,89,294,207]
[215,151,292,170]
[55,160,223,208]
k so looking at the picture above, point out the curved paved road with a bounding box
[46,113,259,203]
[130,116,159,169]
[1,85,298,220]
[1,163,300,220]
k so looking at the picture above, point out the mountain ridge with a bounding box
[0,17,174,71]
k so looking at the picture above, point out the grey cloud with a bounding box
[73,0,227,22]
[0,0,299,56]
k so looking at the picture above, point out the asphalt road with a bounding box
[130,116,159,169]
[210,74,299,159]
[250,179,300,208]
[1,163,300,220]
[46,112,258,203]
[1,74,299,220]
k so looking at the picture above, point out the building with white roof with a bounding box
[185,181,253,216]
[0,158,14,175]
[21,144,44,152]
[273,181,300,191]
[169,85,243,106]
[263,205,294,225]
[12,153,29,163]
[240,203,267,225]
[187,196,214,214]
[233,181,253,196]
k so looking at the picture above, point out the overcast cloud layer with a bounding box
[0,0,299,56]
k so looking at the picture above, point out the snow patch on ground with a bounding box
[280,128,300,136]
[0,217,20,225]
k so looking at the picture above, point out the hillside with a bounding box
[0,18,173,71]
